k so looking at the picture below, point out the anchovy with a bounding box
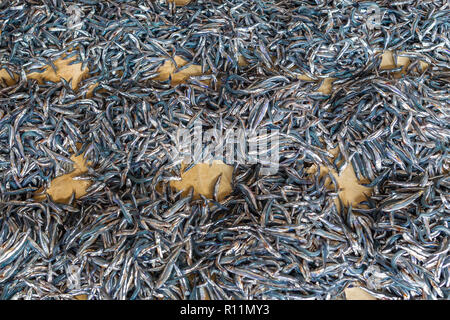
[0,0,448,301]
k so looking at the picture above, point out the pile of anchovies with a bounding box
[0,0,449,300]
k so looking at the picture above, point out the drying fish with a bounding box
[0,0,448,301]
